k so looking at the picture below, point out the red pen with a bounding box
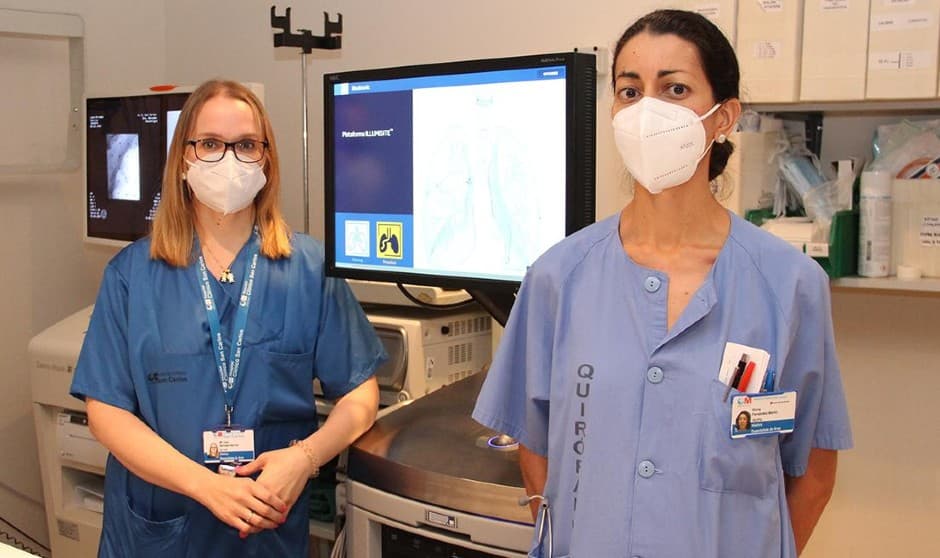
[737,361,756,393]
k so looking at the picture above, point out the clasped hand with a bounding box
[233,445,313,537]
[197,446,312,538]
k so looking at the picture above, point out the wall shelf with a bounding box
[831,276,940,294]
[746,99,940,114]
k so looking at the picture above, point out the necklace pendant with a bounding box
[219,269,235,283]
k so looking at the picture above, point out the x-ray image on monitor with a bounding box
[106,133,141,201]
[413,84,565,274]
[86,91,190,243]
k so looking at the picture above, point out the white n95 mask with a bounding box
[612,97,720,194]
[185,152,267,215]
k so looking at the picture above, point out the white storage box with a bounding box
[866,0,940,99]
[891,179,940,277]
[800,0,870,101]
[737,0,804,102]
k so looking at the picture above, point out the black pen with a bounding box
[723,353,749,402]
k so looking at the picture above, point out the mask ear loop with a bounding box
[692,102,725,172]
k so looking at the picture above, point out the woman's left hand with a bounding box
[234,446,313,535]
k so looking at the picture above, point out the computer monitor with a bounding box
[324,52,596,323]
[84,90,191,245]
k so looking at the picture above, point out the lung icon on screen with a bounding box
[376,222,403,259]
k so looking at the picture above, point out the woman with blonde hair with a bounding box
[71,79,385,557]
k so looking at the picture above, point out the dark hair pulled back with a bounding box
[612,10,739,181]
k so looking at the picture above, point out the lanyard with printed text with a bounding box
[197,235,260,427]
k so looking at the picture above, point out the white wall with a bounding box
[0,0,167,548]
[812,291,940,557]
[1,0,937,555]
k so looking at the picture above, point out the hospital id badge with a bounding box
[730,391,797,439]
[202,427,255,464]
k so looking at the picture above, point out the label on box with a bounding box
[754,41,782,59]
[805,242,829,257]
[693,3,721,18]
[884,0,915,7]
[822,0,849,10]
[872,12,932,31]
[869,51,932,70]
[758,0,784,12]
[920,216,940,246]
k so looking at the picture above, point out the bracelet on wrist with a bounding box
[288,439,320,478]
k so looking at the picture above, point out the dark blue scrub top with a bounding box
[71,233,385,557]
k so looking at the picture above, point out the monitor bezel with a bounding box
[323,51,596,293]
[83,87,195,247]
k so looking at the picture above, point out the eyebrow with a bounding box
[616,69,684,80]
[193,134,262,141]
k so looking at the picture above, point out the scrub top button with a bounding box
[637,460,655,478]
[647,366,664,384]
[644,276,661,293]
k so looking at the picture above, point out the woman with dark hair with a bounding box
[70,79,386,557]
[736,410,752,432]
[474,10,852,557]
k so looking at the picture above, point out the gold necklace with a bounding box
[202,242,235,283]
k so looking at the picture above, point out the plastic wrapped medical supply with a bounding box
[858,170,892,277]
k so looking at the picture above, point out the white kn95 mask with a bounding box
[612,97,721,194]
[185,152,267,215]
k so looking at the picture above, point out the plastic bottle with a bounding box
[858,170,892,277]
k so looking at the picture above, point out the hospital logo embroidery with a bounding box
[147,372,188,384]
[376,222,403,260]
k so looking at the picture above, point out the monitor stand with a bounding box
[467,286,516,327]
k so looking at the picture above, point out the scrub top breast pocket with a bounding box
[698,378,780,499]
[257,348,316,423]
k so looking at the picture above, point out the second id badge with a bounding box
[730,391,797,439]
[202,427,255,464]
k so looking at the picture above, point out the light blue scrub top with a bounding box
[473,212,853,558]
[71,233,386,558]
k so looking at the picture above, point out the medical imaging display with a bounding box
[86,92,189,242]
[325,52,596,290]
[106,133,141,201]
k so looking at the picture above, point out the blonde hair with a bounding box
[150,79,291,265]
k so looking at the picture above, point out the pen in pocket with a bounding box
[761,368,776,392]
[737,361,756,392]
[723,353,749,401]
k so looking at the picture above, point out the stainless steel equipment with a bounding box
[346,372,534,557]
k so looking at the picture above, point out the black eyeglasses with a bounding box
[186,138,269,163]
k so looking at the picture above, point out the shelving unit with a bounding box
[747,99,940,113]
[832,276,940,294]
[746,97,940,297]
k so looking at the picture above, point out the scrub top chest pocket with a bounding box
[258,348,316,422]
[698,379,779,499]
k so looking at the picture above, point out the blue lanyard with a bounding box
[197,234,260,426]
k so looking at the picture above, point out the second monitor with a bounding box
[323,52,597,305]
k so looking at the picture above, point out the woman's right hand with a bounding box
[196,472,289,536]
[85,400,289,537]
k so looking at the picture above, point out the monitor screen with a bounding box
[324,52,596,298]
[85,92,190,243]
